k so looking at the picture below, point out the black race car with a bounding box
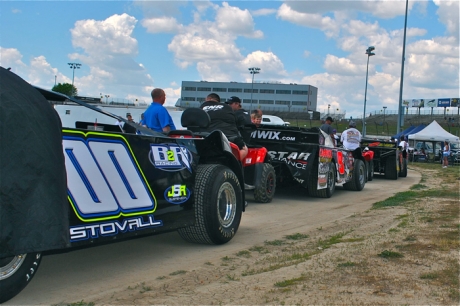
[249,124,367,198]
[0,67,245,303]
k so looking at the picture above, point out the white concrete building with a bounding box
[175,81,318,112]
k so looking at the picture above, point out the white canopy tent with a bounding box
[408,120,459,143]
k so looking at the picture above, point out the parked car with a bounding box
[1,73,245,303]
[261,115,290,126]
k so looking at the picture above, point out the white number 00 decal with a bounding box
[64,138,156,221]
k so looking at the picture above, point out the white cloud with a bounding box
[0,47,27,71]
[277,3,340,37]
[71,13,138,55]
[66,14,156,101]
[323,54,362,76]
[142,16,182,34]
[0,48,71,90]
[12,8,21,14]
[251,8,277,17]
[433,0,459,39]
[215,2,263,38]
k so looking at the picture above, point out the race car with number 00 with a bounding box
[0,68,245,303]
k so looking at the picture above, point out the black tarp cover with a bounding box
[0,67,69,258]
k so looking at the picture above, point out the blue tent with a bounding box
[392,124,420,140]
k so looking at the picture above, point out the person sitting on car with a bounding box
[251,110,262,127]
[200,93,248,160]
[340,121,362,151]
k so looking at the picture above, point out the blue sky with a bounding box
[1,0,458,118]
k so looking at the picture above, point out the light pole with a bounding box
[327,104,331,115]
[383,106,387,122]
[68,62,81,96]
[105,94,110,103]
[397,0,409,135]
[308,110,313,128]
[362,46,375,137]
[249,67,260,112]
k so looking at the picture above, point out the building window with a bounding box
[228,88,242,92]
[197,87,211,91]
[292,101,307,105]
[65,110,71,115]
[197,97,205,102]
[275,100,290,105]
[183,87,196,91]
[259,100,274,104]
[242,99,252,104]
[293,90,309,95]
[276,90,291,94]
[182,97,196,101]
[260,89,275,94]
[212,88,227,92]
[244,89,258,93]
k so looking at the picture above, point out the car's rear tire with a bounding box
[0,253,42,304]
[399,158,408,177]
[343,159,366,191]
[253,164,276,203]
[367,160,374,181]
[384,157,398,180]
[308,162,336,198]
[178,164,243,245]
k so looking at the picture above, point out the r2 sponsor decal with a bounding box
[63,132,157,222]
[164,184,191,204]
[251,130,296,141]
[70,215,163,241]
[149,143,193,172]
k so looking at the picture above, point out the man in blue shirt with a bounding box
[143,88,176,133]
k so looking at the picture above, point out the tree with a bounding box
[52,83,77,96]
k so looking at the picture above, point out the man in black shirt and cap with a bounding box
[226,96,252,143]
[200,93,248,160]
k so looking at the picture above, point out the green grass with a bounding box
[236,250,251,258]
[274,275,308,287]
[410,184,427,190]
[378,250,404,259]
[316,231,351,249]
[285,233,309,240]
[264,239,285,246]
[337,261,357,268]
[169,270,187,276]
[372,191,418,209]
[53,302,95,306]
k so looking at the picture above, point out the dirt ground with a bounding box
[79,164,458,306]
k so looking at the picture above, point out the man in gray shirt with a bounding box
[320,116,335,146]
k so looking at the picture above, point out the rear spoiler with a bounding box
[33,86,164,137]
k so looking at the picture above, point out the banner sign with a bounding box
[451,98,459,107]
[411,99,424,108]
[437,98,450,107]
[426,99,437,107]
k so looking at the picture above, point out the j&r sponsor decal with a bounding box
[164,184,191,204]
[150,143,193,172]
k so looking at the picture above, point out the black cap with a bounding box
[226,96,241,104]
[326,116,334,122]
